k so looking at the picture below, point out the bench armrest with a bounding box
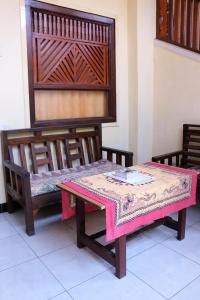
[3,160,31,202]
[152,151,183,167]
[3,160,30,178]
[101,146,133,167]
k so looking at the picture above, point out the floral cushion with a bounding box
[30,159,122,197]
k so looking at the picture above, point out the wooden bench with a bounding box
[1,124,133,236]
[152,124,200,198]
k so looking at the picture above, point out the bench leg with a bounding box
[177,208,186,241]
[24,200,35,236]
[76,197,85,248]
[115,235,126,279]
[7,194,15,214]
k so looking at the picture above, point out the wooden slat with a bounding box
[30,142,54,172]
[7,130,99,145]
[35,158,50,166]
[186,159,200,165]
[174,0,181,43]
[70,153,83,162]
[183,151,200,158]
[116,153,122,165]
[168,157,173,165]
[68,142,81,150]
[186,0,192,47]
[19,144,28,170]
[31,143,39,173]
[46,141,54,171]
[78,138,86,165]
[34,146,48,154]
[176,155,180,166]
[180,0,186,44]
[55,140,64,169]
[92,136,100,161]
[184,144,200,150]
[8,145,14,163]
[189,138,200,143]
[107,151,112,162]
[192,0,199,49]
[85,137,94,163]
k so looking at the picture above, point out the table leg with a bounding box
[76,197,85,248]
[177,208,186,241]
[115,235,126,279]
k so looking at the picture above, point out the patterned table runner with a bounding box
[62,162,197,241]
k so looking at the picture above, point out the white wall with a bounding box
[0,0,27,205]
[136,0,156,163]
[127,0,156,163]
[0,0,131,204]
[153,44,200,156]
[127,0,138,162]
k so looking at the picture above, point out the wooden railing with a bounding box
[157,0,200,54]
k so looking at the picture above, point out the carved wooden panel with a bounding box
[157,0,200,53]
[32,10,109,86]
[26,0,116,127]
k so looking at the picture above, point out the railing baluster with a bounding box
[157,0,200,54]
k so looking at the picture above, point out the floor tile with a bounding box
[66,210,105,235]
[50,292,72,300]
[69,270,165,300]
[85,210,106,235]
[143,225,174,242]
[192,220,200,230]
[126,233,158,259]
[4,206,63,234]
[163,226,200,264]
[4,210,25,232]
[185,206,200,226]
[171,276,200,300]
[170,206,200,227]
[0,259,64,300]
[0,213,6,223]
[0,220,17,240]
[20,221,75,256]
[41,245,110,290]
[107,233,158,259]
[127,244,200,298]
[0,235,36,271]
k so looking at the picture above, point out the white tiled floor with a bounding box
[0,206,200,300]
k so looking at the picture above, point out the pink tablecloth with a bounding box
[62,162,197,241]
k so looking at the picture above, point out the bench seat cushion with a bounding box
[31,159,122,197]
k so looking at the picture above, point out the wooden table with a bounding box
[58,183,187,279]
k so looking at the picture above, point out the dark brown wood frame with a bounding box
[75,196,186,279]
[152,124,200,169]
[152,124,200,200]
[25,0,116,127]
[2,124,133,235]
[156,0,200,55]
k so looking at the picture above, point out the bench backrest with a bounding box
[182,124,200,167]
[2,124,102,174]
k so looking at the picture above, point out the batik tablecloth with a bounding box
[62,162,197,241]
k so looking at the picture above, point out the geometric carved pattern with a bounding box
[35,38,108,85]
[26,1,116,127]
[32,9,109,86]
